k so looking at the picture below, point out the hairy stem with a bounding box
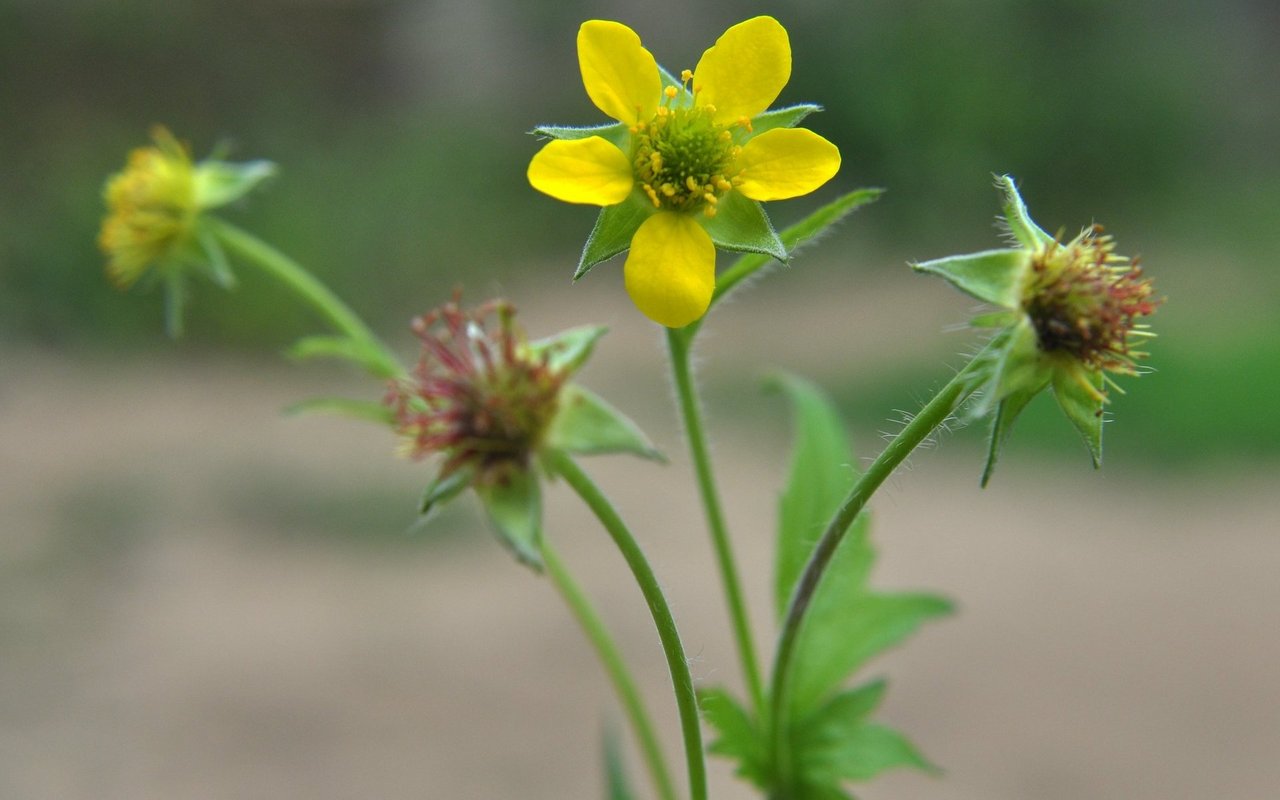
[543,543,679,800]
[666,327,766,715]
[207,217,402,379]
[768,354,987,785]
[547,449,707,800]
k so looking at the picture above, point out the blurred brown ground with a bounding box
[2,283,1278,800]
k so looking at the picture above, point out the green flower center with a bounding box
[631,84,742,216]
[1023,226,1159,374]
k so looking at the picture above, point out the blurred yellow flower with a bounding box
[99,127,198,288]
[528,17,841,327]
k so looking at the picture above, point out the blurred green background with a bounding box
[3,0,1278,465]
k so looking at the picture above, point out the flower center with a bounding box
[390,300,565,485]
[631,75,743,217]
[1022,225,1160,374]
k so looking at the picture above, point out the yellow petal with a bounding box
[624,213,715,328]
[578,20,661,125]
[527,137,634,206]
[693,16,791,125]
[735,128,841,201]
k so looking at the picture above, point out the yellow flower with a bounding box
[528,17,841,327]
[99,127,199,288]
[99,127,275,290]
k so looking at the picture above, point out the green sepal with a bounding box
[980,386,1041,487]
[745,103,823,140]
[532,121,631,151]
[576,194,652,280]
[603,725,636,800]
[283,396,396,426]
[709,188,884,310]
[528,325,608,375]
[544,384,663,461]
[996,174,1053,249]
[969,309,1019,329]
[912,248,1028,308]
[699,687,770,789]
[1052,364,1105,468]
[286,334,390,374]
[768,372,858,620]
[475,468,543,569]
[703,192,787,263]
[193,159,276,210]
[195,224,236,289]
[969,319,1049,421]
[419,468,474,516]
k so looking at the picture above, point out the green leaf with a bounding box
[799,719,938,785]
[702,192,787,263]
[747,103,823,138]
[911,248,1029,308]
[418,468,474,516]
[768,373,859,620]
[980,386,1041,487]
[603,725,636,800]
[193,159,276,209]
[545,384,663,461]
[1052,365,1105,468]
[995,174,1053,249]
[699,687,770,789]
[711,188,883,308]
[475,469,543,569]
[282,396,396,426]
[532,121,631,151]
[528,325,608,375]
[791,590,953,718]
[576,195,652,280]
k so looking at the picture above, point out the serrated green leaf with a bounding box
[283,396,396,426]
[768,373,859,620]
[996,174,1053,249]
[699,687,770,789]
[710,188,883,308]
[545,384,663,461]
[1052,364,1105,468]
[912,248,1028,308]
[193,159,276,209]
[528,325,608,375]
[703,192,787,262]
[533,121,631,150]
[475,469,543,569]
[799,719,938,786]
[792,589,952,718]
[747,104,823,139]
[603,725,636,800]
[576,195,652,280]
[418,468,474,516]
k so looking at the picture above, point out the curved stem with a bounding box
[666,328,766,715]
[542,543,679,800]
[767,355,987,784]
[206,217,403,379]
[546,449,707,800]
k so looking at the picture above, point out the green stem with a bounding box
[546,449,707,800]
[542,543,679,800]
[206,217,403,379]
[767,354,987,786]
[666,328,766,715]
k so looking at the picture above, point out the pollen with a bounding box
[630,103,744,214]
